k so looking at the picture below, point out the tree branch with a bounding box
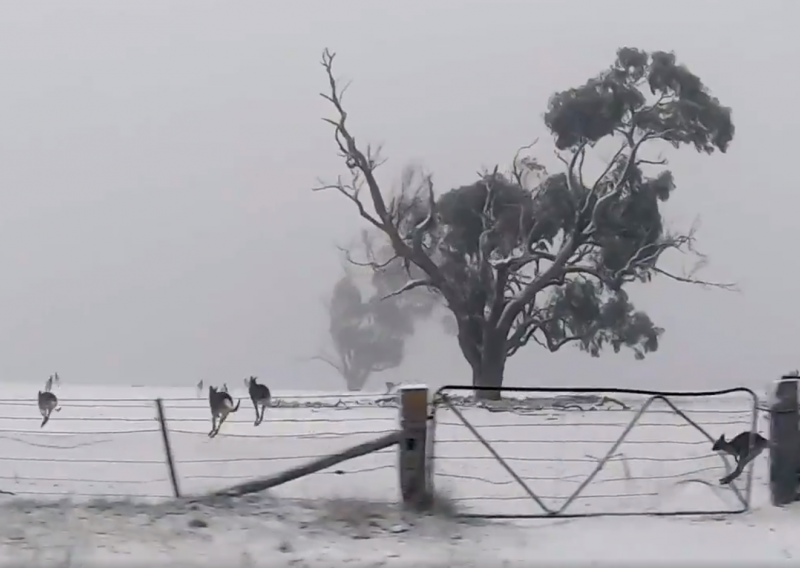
[497,232,580,333]
[612,226,738,291]
[335,241,398,271]
[319,49,460,309]
[477,169,512,326]
[510,140,545,188]
[506,309,542,356]
[312,175,384,230]
[305,354,345,375]
[506,312,584,357]
[381,278,433,300]
[530,328,583,352]
[651,266,738,290]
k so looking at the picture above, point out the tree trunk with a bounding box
[345,370,370,392]
[472,340,507,401]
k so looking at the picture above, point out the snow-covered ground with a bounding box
[1,382,798,565]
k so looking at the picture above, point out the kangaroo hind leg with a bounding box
[216,410,230,434]
[720,451,758,485]
[208,414,218,438]
[720,461,745,485]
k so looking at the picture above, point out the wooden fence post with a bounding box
[770,377,800,506]
[398,384,430,509]
[155,398,181,498]
[426,398,436,497]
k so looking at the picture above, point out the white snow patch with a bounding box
[399,384,429,391]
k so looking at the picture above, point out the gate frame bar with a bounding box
[430,385,760,519]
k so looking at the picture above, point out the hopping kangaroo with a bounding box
[37,375,61,428]
[207,385,240,438]
[246,376,271,426]
[712,431,769,485]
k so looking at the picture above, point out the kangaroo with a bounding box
[246,376,271,426]
[207,385,240,438]
[196,380,204,397]
[38,376,61,428]
[712,431,769,485]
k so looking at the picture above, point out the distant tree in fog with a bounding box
[312,263,435,391]
[315,47,736,399]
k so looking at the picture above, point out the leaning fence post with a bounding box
[155,398,181,498]
[398,384,430,509]
[770,377,800,506]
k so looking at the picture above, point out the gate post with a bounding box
[770,377,800,506]
[398,384,430,509]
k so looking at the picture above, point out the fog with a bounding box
[0,1,795,392]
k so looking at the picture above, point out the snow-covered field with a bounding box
[1,382,799,565]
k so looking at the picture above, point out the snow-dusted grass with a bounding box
[0,382,797,565]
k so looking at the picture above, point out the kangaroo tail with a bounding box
[232,399,241,412]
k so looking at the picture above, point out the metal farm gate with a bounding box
[429,386,760,519]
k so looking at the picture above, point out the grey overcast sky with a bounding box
[0,0,794,391]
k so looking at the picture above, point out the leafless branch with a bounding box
[335,243,398,271]
[304,354,344,375]
[611,223,738,291]
[381,278,432,300]
[531,328,583,352]
[312,174,384,230]
[318,49,457,307]
[510,140,545,188]
[636,157,668,167]
[506,310,584,357]
[506,310,542,356]
[651,266,738,290]
[319,50,393,224]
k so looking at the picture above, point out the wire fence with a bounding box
[0,392,400,502]
[432,388,761,517]
[0,388,769,512]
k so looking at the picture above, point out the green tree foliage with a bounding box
[315,47,735,399]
